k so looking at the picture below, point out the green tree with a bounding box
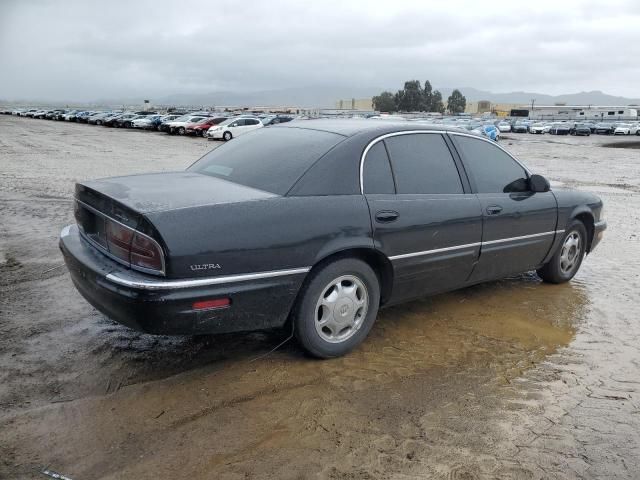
[422,80,433,111]
[372,91,396,112]
[395,80,423,112]
[432,90,445,113]
[447,89,467,114]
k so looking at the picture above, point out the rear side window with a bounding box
[453,135,529,193]
[189,127,344,195]
[363,142,395,194]
[384,133,463,194]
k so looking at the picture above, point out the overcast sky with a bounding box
[1,0,639,102]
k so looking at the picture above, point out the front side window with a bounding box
[384,133,463,194]
[453,136,529,193]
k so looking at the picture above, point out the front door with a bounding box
[450,133,558,281]
[362,133,483,303]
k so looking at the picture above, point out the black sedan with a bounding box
[594,123,615,135]
[511,121,529,133]
[549,124,571,135]
[60,120,606,358]
[571,124,591,136]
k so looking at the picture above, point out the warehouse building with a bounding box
[528,105,638,121]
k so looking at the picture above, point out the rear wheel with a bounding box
[293,258,380,358]
[223,131,232,141]
[178,127,185,135]
[537,220,587,284]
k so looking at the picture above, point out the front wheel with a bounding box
[293,258,380,358]
[537,220,587,284]
[223,131,232,141]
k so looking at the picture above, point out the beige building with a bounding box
[335,98,374,110]
[464,100,527,116]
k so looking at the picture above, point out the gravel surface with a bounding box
[1,116,639,479]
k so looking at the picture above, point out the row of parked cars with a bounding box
[497,119,640,136]
[3,107,295,141]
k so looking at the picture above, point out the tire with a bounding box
[292,258,380,358]
[178,127,185,135]
[537,220,587,284]
[223,131,232,141]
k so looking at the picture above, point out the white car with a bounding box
[497,121,511,132]
[132,115,161,129]
[206,117,263,141]
[166,115,208,135]
[614,123,633,135]
[529,123,546,134]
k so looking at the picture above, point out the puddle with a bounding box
[602,141,640,149]
[574,184,634,194]
[1,275,587,479]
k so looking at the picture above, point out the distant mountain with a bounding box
[150,87,640,109]
[432,88,640,107]
[150,85,385,109]
[8,87,638,109]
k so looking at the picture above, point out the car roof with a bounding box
[275,118,456,137]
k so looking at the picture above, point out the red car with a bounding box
[185,117,229,136]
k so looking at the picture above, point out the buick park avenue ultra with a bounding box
[60,120,606,358]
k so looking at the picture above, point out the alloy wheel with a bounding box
[560,231,581,274]
[314,275,368,344]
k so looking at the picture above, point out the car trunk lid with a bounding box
[76,172,277,215]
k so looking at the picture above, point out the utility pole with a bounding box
[531,98,536,119]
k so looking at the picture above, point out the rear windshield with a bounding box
[188,127,344,195]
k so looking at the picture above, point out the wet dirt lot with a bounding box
[1,116,639,479]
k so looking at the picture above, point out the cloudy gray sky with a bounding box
[1,0,639,103]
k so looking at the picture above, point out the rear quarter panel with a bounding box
[146,195,373,279]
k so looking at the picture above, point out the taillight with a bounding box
[106,219,133,263]
[131,232,163,272]
[105,218,164,274]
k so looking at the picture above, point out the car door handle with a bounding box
[486,205,503,215]
[375,210,399,223]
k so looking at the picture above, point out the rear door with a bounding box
[363,132,483,303]
[450,133,558,281]
[243,118,262,135]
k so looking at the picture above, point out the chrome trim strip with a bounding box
[75,198,166,276]
[105,267,311,290]
[481,230,562,246]
[389,230,563,261]
[389,241,481,260]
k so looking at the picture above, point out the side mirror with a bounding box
[530,174,550,193]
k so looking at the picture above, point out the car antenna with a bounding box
[247,321,295,363]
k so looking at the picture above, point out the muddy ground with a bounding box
[1,116,639,479]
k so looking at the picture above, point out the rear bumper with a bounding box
[59,225,307,335]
